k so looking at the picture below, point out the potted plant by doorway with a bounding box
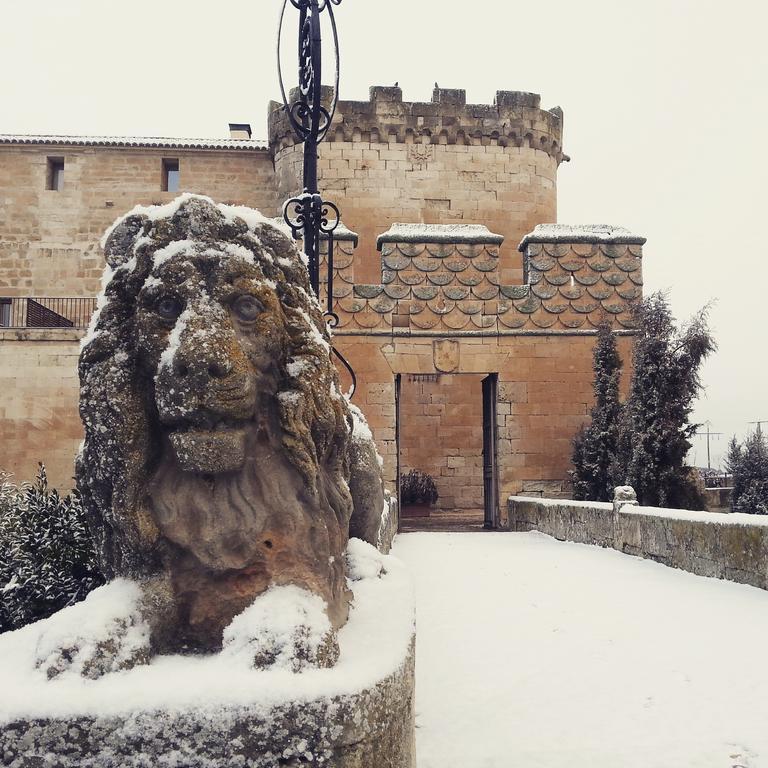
[400,469,439,518]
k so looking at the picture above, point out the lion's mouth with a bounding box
[167,422,247,474]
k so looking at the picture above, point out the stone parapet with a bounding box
[329,224,643,333]
[269,85,567,163]
[508,496,768,590]
[518,224,645,330]
[318,221,359,301]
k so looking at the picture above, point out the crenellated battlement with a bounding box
[269,85,567,163]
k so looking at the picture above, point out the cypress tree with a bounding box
[621,293,715,509]
[571,322,623,501]
[729,431,768,514]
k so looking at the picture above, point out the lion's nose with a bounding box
[173,355,232,381]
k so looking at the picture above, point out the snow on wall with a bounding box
[624,504,768,527]
[509,496,768,590]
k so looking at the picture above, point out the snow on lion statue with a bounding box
[63,194,390,676]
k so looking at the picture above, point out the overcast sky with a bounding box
[3,0,766,469]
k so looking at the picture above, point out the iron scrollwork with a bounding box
[279,0,356,398]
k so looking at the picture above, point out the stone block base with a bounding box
[2,644,415,767]
[0,541,415,768]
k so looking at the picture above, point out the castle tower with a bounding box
[269,86,567,286]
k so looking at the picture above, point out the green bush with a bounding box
[0,465,104,633]
[401,469,439,506]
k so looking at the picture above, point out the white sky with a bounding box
[2,0,766,469]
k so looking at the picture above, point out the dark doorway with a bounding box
[396,372,498,532]
[482,373,499,529]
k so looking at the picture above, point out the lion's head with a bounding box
[77,195,360,651]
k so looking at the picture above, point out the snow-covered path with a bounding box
[392,532,768,768]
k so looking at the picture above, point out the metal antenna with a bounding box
[695,420,722,470]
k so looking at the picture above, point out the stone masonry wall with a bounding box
[399,373,484,514]
[508,497,768,590]
[335,332,635,522]
[0,330,82,488]
[270,86,565,286]
[0,144,277,297]
[331,226,641,516]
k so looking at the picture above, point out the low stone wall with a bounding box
[509,496,768,590]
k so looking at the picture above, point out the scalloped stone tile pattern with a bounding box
[519,241,644,329]
[531,313,558,328]
[426,272,453,286]
[398,271,425,286]
[444,287,470,301]
[472,285,498,301]
[442,309,472,330]
[354,285,383,299]
[500,286,530,300]
[413,286,438,301]
[412,257,440,272]
[383,284,410,300]
[559,284,583,300]
[329,238,643,332]
[353,310,384,329]
[542,272,570,287]
[371,296,397,314]
[532,283,559,300]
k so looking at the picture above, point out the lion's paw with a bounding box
[345,537,387,582]
[34,579,151,680]
[223,585,339,672]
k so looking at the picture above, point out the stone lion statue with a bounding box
[69,195,389,673]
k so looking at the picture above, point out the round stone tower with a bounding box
[269,85,567,284]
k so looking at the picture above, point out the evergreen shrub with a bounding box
[0,465,104,633]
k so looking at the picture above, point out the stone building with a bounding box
[0,85,644,526]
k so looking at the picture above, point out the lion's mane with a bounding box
[78,195,354,587]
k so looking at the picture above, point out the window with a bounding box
[162,159,180,192]
[0,299,11,327]
[46,157,65,191]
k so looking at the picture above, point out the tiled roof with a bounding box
[0,134,269,151]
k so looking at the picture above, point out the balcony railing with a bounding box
[0,297,97,329]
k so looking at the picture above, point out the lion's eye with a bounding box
[156,296,183,320]
[233,295,263,322]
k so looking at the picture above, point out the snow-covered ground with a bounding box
[393,532,768,768]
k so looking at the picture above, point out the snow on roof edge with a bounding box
[377,223,504,250]
[0,134,269,152]
[518,223,646,251]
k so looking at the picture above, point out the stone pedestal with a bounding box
[0,542,416,768]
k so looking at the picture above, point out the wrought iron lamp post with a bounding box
[278,0,355,394]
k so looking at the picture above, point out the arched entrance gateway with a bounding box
[321,221,643,531]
